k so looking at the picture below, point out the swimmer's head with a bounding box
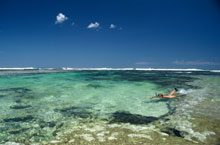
[157,94,163,98]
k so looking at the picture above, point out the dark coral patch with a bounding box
[0,87,31,93]
[54,106,94,119]
[3,115,34,122]
[10,105,32,109]
[161,128,184,138]
[87,83,102,88]
[109,111,158,125]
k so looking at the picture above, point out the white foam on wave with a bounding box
[2,67,219,72]
[62,67,134,70]
[0,67,36,70]
[136,68,203,71]
[210,70,220,72]
[61,67,206,71]
[1,67,219,72]
[178,89,194,94]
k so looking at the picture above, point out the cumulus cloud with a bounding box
[55,13,68,24]
[87,22,100,29]
[110,24,116,29]
[173,60,220,65]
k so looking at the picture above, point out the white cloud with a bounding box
[87,22,100,29]
[173,60,220,65]
[55,13,68,24]
[110,24,116,29]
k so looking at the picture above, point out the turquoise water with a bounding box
[0,70,219,144]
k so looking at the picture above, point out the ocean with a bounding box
[0,69,219,144]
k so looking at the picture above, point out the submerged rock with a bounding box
[10,105,32,109]
[38,120,57,128]
[76,134,95,142]
[8,128,29,134]
[54,106,93,119]
[0,142,23,145]
[128,133,152,140]
[110,111,158,125]
[3,115,34,122]
[0,87,31,93]
[0,95,5,98]
[160,127,184,138]
[0,87,33,98]
[50,140,61,144]
[87,83,103,88]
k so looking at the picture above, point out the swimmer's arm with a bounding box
[163,95,176,98]
[163,94,184,98]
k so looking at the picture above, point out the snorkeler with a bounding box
[150,88,178,99]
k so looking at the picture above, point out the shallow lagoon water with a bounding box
[0,70,219,144]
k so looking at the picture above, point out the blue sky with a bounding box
[0,0,220,69]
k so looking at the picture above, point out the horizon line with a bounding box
[0,67,220,72]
